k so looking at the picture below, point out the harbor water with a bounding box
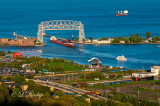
[0,0,160,70]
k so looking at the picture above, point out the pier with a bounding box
[13,32,28,39]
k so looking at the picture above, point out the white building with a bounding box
[119,40,125,44]
[132,65,160,77]
[92,38,113,44]
[86,37,113,44]
[84,69,96,71]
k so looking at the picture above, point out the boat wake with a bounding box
[127,57,158,64]
[84,49,116,59]
[84,50,159,64]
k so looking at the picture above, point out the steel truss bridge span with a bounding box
[37,20,85,43]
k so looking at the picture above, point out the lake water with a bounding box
[0,0,160,70]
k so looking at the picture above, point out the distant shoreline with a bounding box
[73,42,160,45]
[0,45,35,47]
[0,42,159,47]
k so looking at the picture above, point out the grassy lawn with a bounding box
[44,62,83,71]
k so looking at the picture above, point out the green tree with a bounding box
[55,65,64,72]
[152,36,159,43]
[15,84,22,91]
[82,71,106,80]
[136,33,140,37]
[111,36,114,39]
[112,36,124,43]
[8,50,12,54]
[0,84,10,104]
[124,36,130,43]
[88,37,93,41]
[0,51,5,56]
[82,38,85,43]
[81,93,89,98]
[6,76,14,81]
[146,32,151,39]
[14,75,25,83]
[75,37,79,41]
[91,99,106,106]
[70,60,74,64]
[130,33,134,37]
[101,37,107,40]
[26,80,35,90]
[0,75,3,81]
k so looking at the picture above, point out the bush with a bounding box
[14,75,25,83]
[55,65,64,72]
[6,76,14,81]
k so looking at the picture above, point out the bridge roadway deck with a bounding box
[32,79,108,101]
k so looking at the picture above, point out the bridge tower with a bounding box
[36,20,85,43]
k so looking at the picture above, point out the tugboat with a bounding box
[116,55,127,61]
[116,10,128,16]
[50,36,75,47]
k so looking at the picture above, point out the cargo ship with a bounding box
[50,36,75,47]
[116,10,128,16]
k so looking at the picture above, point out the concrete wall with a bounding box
[17,50,42,58]
[151,67,159,76]
[0,38,8,44]
[0,38,35,46]
[92,39,112,44]
[152,66,160,72]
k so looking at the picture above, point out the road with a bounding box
[32,79,108,101]
[34,72,80,79]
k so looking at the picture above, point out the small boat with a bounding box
[116,10,128,16]
[116,55,127,61]
[157,45,160,48]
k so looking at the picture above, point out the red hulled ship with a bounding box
[116,10,128,16]
[50,36,75,47]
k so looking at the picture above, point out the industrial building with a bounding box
[16,50,42,58]
[132,65,160,78]
[13,52,22,59]
[0,38,36,46]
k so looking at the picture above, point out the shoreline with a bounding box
[73,42,160,45]
[0,42,159,47]
[0,43,46,47]
[0,45,35,47]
